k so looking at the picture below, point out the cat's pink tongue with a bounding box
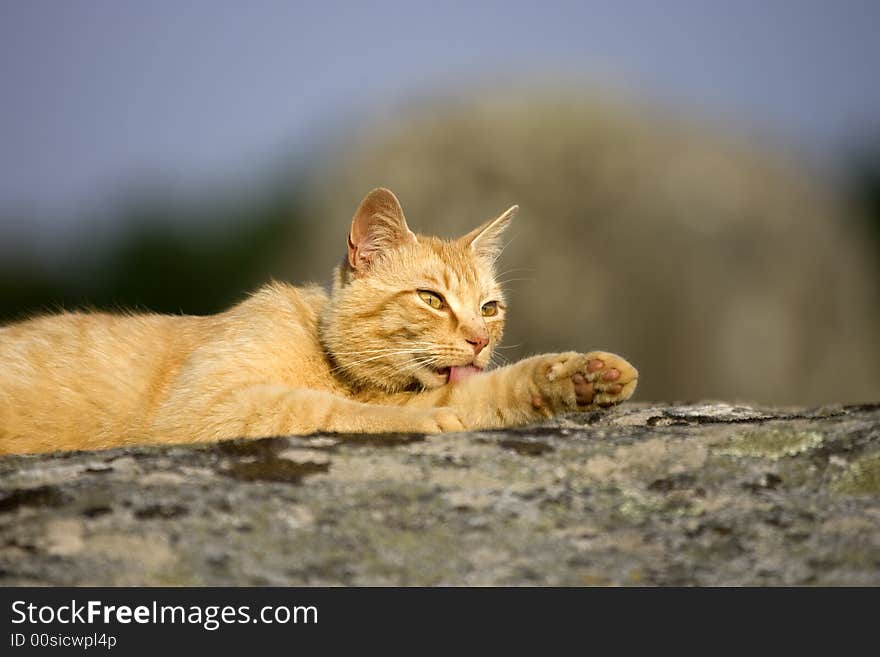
[448,365,483,384]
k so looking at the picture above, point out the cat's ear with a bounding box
[461,205,518,262]
[348,188,417,273]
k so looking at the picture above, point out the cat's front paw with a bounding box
[416,407,466,434]
[531,351,638,414]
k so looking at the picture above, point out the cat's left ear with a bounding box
[348,188,417,274]
[461,205,518,262]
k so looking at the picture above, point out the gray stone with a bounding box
[1,403,878,586]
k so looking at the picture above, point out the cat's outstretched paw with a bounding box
[577,351,639,407]
[533,350,638,414]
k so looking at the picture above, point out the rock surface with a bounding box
[1,403,878,586]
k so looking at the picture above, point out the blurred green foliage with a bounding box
[0,188,302,323]
[850,144,880,254]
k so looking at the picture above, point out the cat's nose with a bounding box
[465,334,489,355]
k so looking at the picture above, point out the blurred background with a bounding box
[2,1,879,405]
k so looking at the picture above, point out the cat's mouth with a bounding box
[432,365,484,385]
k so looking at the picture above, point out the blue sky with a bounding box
[1,1,879,236]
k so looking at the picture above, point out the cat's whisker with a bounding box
[395,361,432,377]
[490,235,518,266]
[497,277,536,284]
[490,351,511,364]
[327,349,441,374]
[329,349,434,360]
[328,357,408,376]
[370,356,437,383]
[494,267,536,278]
[330,344,435,355]
[331,346,436,359]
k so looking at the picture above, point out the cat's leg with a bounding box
[150,385,465,443]
[416,351,638,430]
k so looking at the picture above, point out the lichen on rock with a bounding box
[714,429,824,460]
[832,452,880,496]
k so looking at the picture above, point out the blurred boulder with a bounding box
[300,91,880,404]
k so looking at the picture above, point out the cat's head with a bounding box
[321,188,516,393]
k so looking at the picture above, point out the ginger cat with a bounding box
[0,188,637,455]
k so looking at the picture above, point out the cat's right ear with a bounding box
[461,204,518,263]
[348,188,417,274]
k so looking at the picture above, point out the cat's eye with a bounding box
[481,301,499,317]
[418,290,445,310]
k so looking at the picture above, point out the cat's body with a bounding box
[0,189,637,455]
